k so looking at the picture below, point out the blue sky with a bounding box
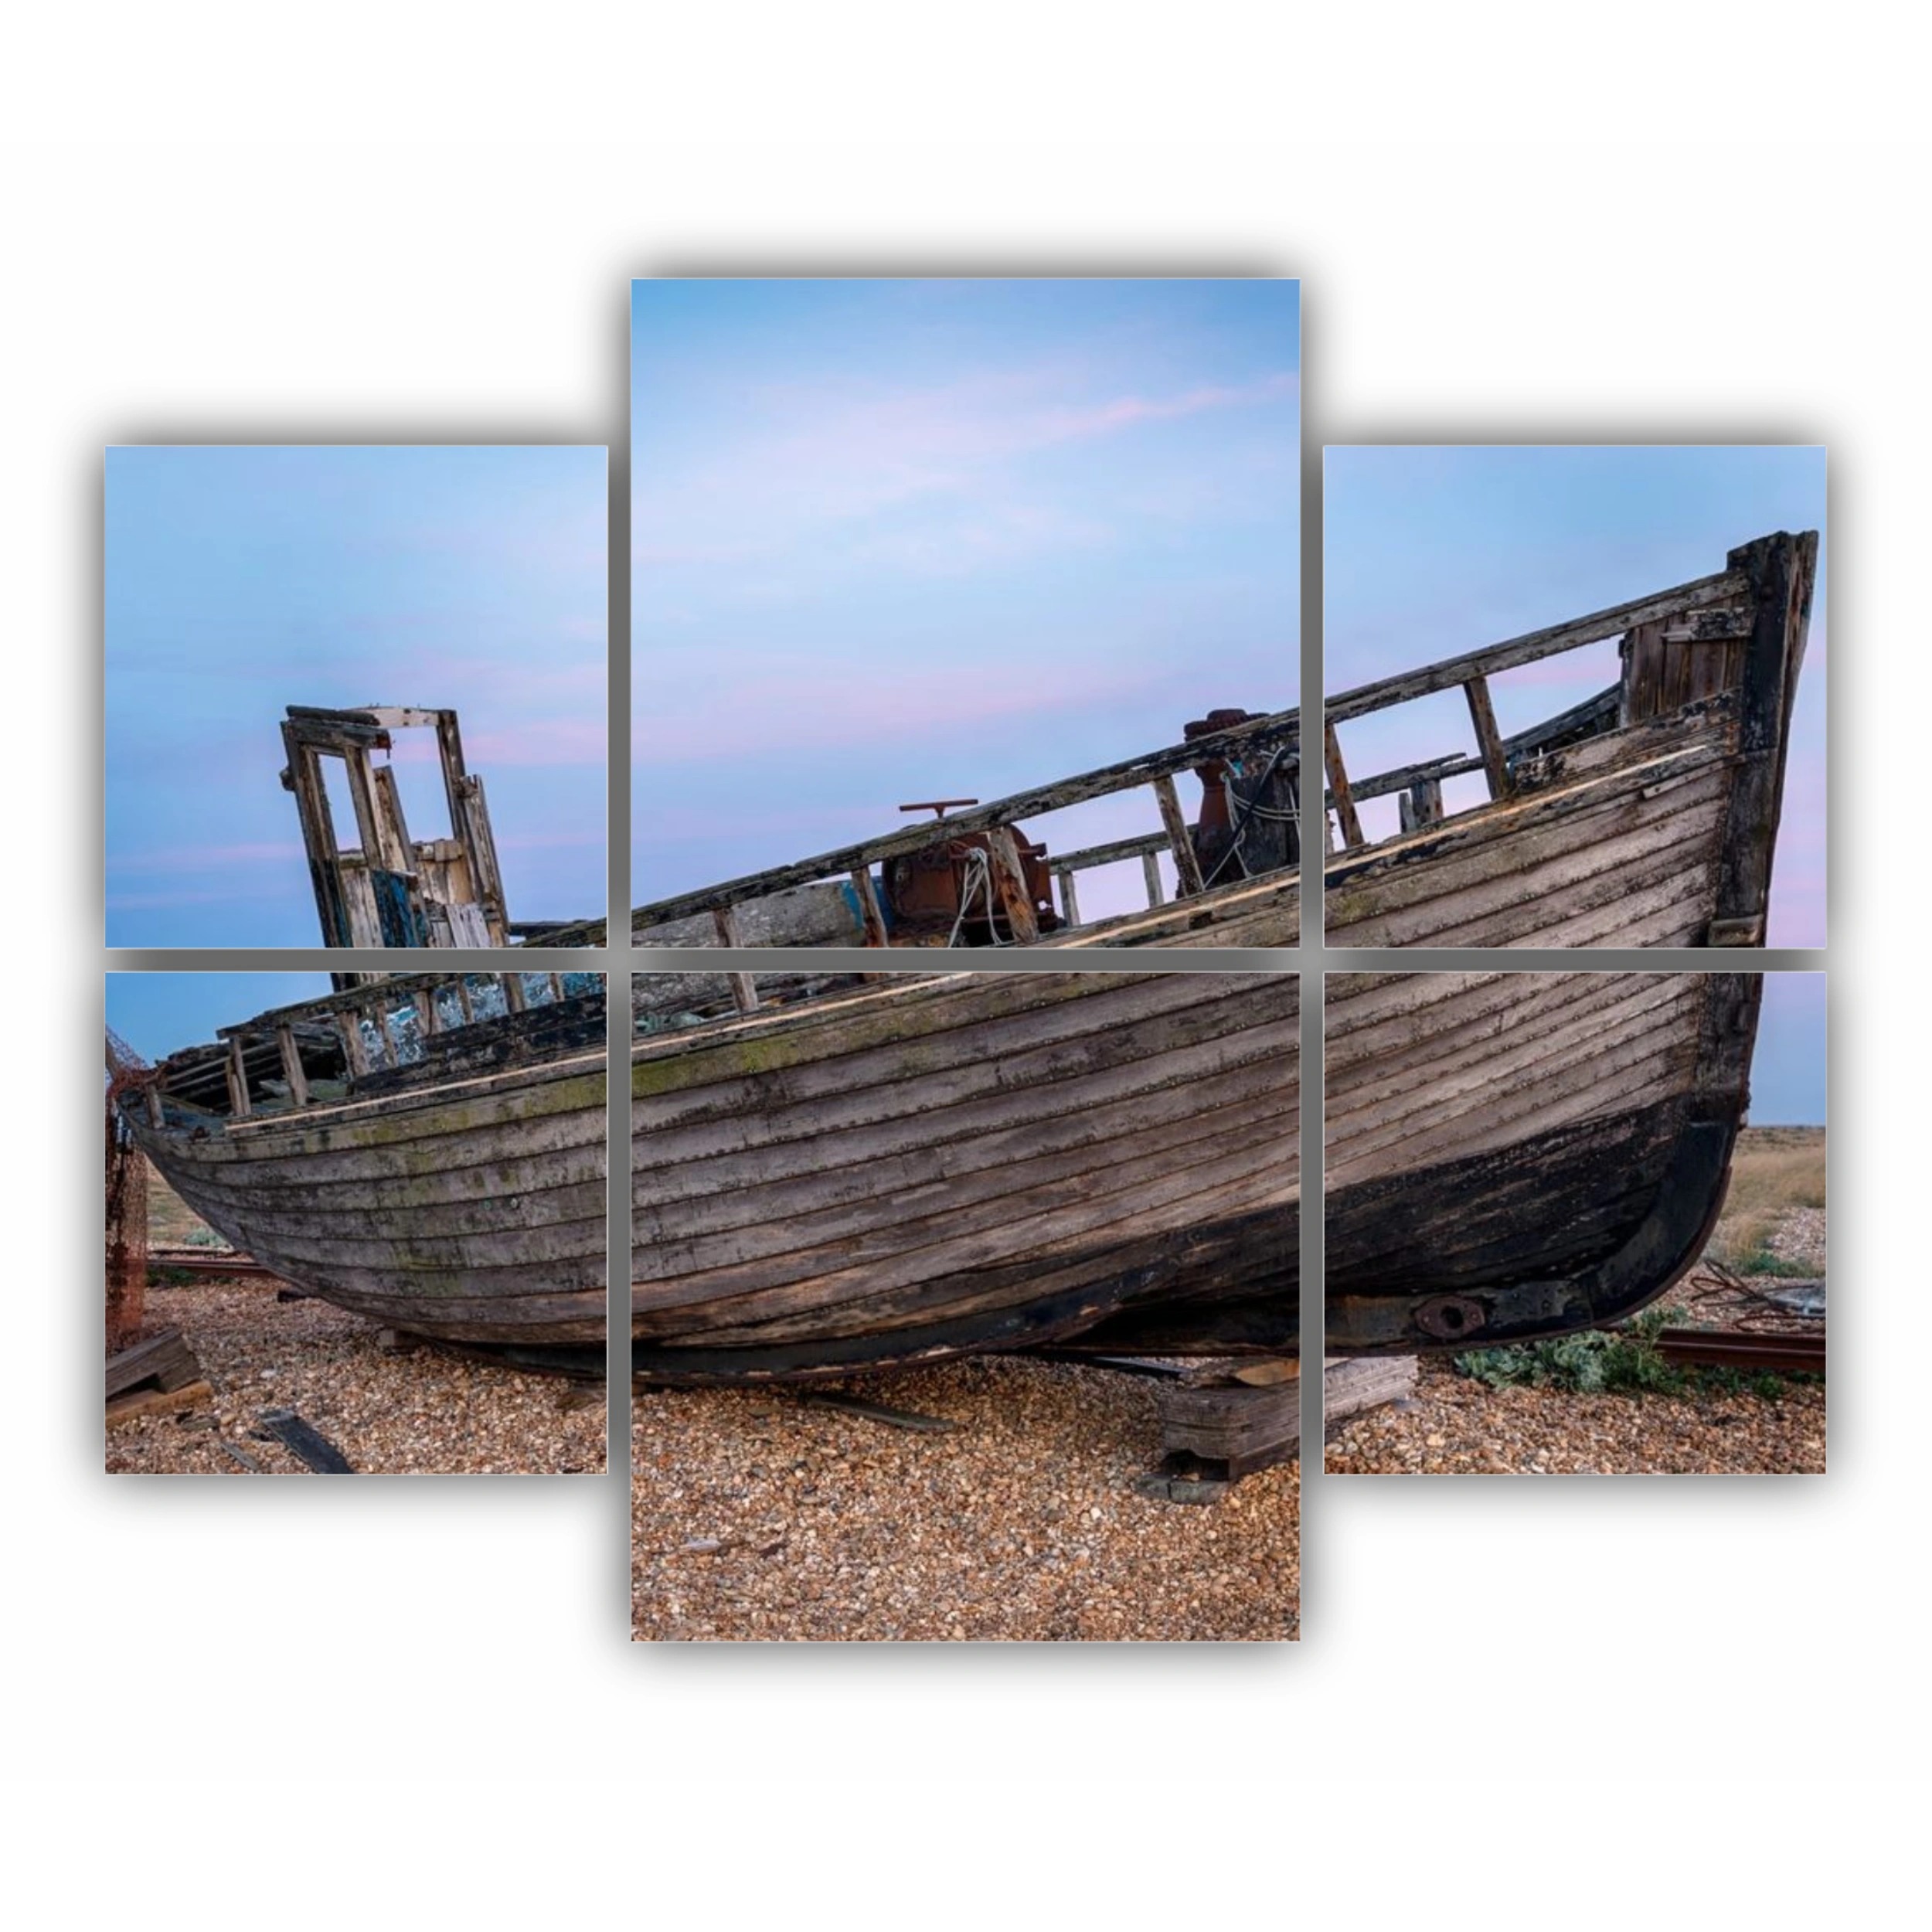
[1750,972,1826,1124]
[107,972,333,1064]
[1324,446,1827,945]
[632,280,1299,916]
[106,445,607,945]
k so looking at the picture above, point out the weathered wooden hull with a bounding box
[1322,529,1817,947]
[632,971,1301,1382]
[1325,701,1742,947]
[128,1049,609,1343]
[1324,971,1760,1352]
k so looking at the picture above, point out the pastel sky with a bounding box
[632,280,1299,916]
[107,972,333,1065]
[1324,446,1827,947]
[106,445,607,946]
[1750,972,1826,1125]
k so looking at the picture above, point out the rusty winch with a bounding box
[879,800,1062,944]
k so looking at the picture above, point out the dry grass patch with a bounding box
[1707,1126,1825,1271]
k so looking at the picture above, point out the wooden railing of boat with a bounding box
[138,970,602,1124]
[1318,534,1817,927]
[614,705,1300,954]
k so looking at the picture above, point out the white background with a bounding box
[7,15,1926,1922]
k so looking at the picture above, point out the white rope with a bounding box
[945,845,1012,947]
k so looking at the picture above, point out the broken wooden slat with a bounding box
[224,1036,253,1119]
[850,868,889,947]
[1464,674,1511,801]
[107,1379,214,1427]
[106,1325,202,1400]
[792,1389,960,1433]
[1054,866,1080,928]
[1154,1376,1299,1478]
[1141,851,1165,906]
[254,1408,353,1474]
[1152,774,1207,896]
[275,1025,309,1107]
[1322,1355,1419,1426]
[1322,720,1366,849]
[1399,774,1445,833]
[338,1009,370,1077]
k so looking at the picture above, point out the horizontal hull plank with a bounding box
[637,1080,1293,1282]
[644,1192,1294,1354]
[1326,757,1730,945]
[631,970,1250,1122]
[634,999,1296,1184]
[634,1049,1294,1247]
[635,1128,1292,1329]
[1325,974,1697,1134]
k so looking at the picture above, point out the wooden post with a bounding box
[548,974,565,1004]
[454,976,474,1025]
[1141,852,1165,907]
[225,1036,253,1119]
[1464,674,1510,801]
[1151,775,1206,897]
[849,868,889,948]
[338,1010,370,1078]
[983,828,1042,943]
[1322,720,1366,849]
[505,971,528,1013]
[1054,866,1080,928]
[1399,775,1444,834]
[275,1025,309,1108]
[413,988,437,1039]
[145,1086,165,1129]
[711,906,761,1013]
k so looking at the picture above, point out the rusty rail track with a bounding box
[1652,1327,1825,1375]
[148,1249,283,1283]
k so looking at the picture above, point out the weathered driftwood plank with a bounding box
[1154,1376,1299,1476]
[255,1408,354,1474]
[107,1379,215,1427]
[1321,1355,1417,1426]
[106,1325,202,1401]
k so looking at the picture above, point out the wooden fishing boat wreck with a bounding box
[117,971,608,1345]
[1324,970,1763,1353]
[631,970,1300,1382]
[1321,531,1818,946]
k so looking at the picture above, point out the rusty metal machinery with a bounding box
[879,800,1061,944]
[1185,708,1300,886]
